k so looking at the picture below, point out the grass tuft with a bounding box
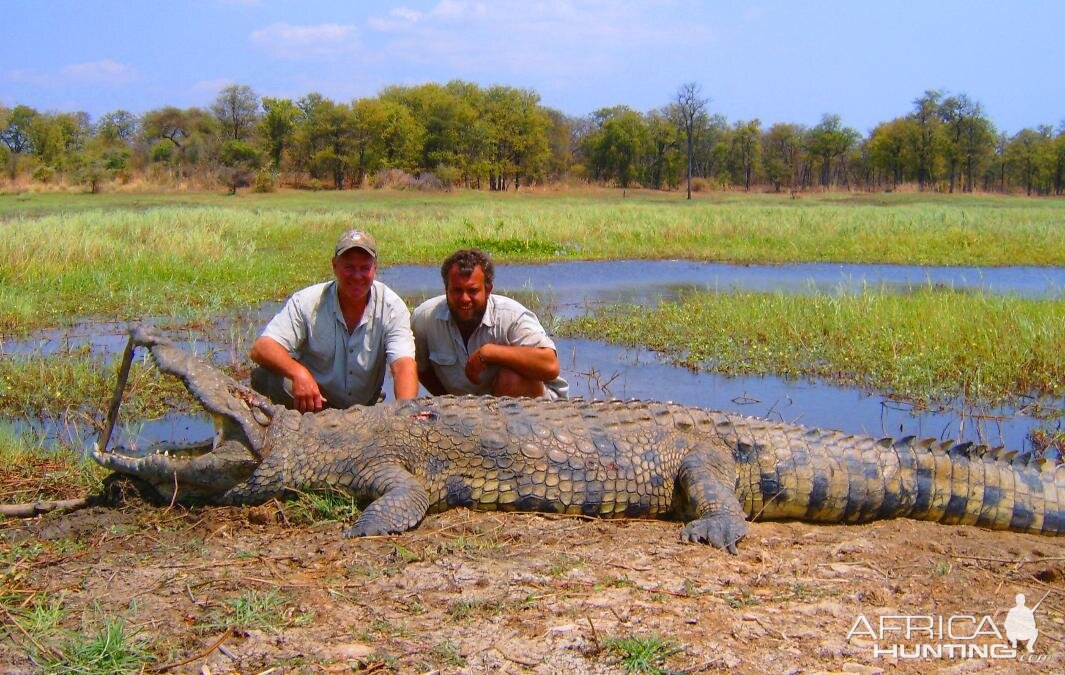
[604,633,682,674]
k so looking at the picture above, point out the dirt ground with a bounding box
[2,489,1063,674]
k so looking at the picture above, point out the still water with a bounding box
[5,260,1062,453]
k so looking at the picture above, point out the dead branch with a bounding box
[0,498,89,518]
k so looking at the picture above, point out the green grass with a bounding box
[204,589,313,634]
[604,633,681,674]
[2,190,1064,333]
[280,488,362,526]
[0,426,107,501]
[42,616,154,674]
[560,286,1065,407]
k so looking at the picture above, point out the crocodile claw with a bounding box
[681,514,749,554]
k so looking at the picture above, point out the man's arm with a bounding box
[467,343,560,385]
[249,336,325,413]
[390,357,419,400]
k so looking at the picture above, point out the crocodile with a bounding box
[92,326,1065,553]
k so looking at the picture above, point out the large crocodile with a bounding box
[92,326,1064,553]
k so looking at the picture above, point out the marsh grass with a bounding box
[3,191,1064,333]
[0,349,230,419]
[561,286,1065,407]
[0,426,106,502]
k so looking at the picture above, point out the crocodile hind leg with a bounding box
[674,446,749,553]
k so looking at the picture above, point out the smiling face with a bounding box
[332,248,376,302]
[445,263,492,332]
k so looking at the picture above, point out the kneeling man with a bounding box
[412,248,568,398]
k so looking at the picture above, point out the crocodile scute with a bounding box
[92,326,1065,553]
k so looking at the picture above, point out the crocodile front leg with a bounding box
[675,447,749,553]
[343,464,431,536]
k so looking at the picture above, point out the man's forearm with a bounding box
[391,357,419,400]
[480,344,560,380]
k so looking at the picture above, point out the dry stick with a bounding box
[94,334,136,455]
[0,498,89,518]
[151,628,234,673]
[952,555,1065,565]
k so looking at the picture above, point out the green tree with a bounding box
[259,97,298,171]
[762,122,803,192]
[728,119,762,191]
[218,139,262,194]
[211,84,260,141]
[481,85,551,190]
[583,106,651,189]
[644,109,680,189]
[938,94,994,193]
[909,90,944,190]
[96,110,138,144]
[806,114,859,187]
[1052,124,1065,195]
[1005,127,1054,196]
[1,104,38,154]
[141,106,219,179]
[28,111,91,169]
[867,118,915,189]
[291,96,356,189]
[349,97,425,185]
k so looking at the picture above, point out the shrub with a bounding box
[253,170,277,193]
[31,165,56,184]
[373,168,414,189]
[689,176,710,193]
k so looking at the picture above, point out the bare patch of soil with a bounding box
[2,493,1063,673]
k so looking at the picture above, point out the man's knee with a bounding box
[491,367,545,398]
[250,366,294,407]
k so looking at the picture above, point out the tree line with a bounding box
[2,82,1064,196]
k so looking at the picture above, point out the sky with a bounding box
[2,0,1063,135]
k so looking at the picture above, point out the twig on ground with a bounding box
[151,628,233,673]
[0,498,90,518]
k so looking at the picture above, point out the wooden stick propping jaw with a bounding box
[93,334,136,455]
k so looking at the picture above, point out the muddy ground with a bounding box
[2,486,1063,675]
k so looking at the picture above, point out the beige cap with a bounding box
[334,229,377,258]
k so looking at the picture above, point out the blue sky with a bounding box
[2,0,1062,135]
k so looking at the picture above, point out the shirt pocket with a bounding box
[429,351,458,367]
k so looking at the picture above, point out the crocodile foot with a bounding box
[681,513,748,554]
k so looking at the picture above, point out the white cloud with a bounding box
[362,0,707,86]
[61,59,137,85]
[250,22,358,59]
[5,60,137,88]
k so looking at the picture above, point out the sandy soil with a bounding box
[2,483,1063,674]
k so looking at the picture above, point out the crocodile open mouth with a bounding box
[90,326,276,501]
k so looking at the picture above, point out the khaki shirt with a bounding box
[412,294,568,398]
[261,280,415,407]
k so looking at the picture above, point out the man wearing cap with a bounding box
[412,248,568,399]
[249,230,418,412]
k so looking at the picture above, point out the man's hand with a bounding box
[290,366,326,413]
[465,346,491,385]
[250,336,326,413]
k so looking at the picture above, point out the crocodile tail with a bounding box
[731,425,1065,535]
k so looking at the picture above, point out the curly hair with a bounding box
[440,248,495,287]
